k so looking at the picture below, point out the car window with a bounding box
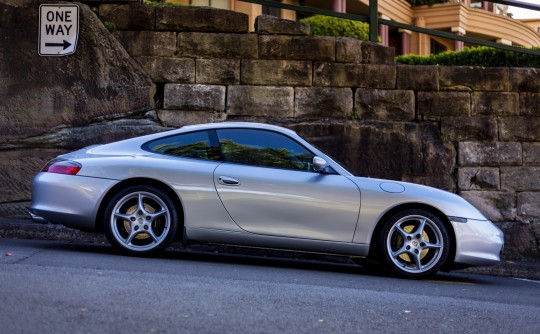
[216,129,315,171]
[142,130,220,161]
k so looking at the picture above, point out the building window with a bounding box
[262,0,281,17]
[190,0,229,9]
[430,38,446,55]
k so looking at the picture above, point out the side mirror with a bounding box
[313,156,330,173]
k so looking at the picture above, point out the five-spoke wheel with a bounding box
[378,209,450,278]
[104,185,178,255]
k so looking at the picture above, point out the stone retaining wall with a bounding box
[1,1,538,259]
[101,4,540,258]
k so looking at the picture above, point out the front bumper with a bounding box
[450,218,504,267]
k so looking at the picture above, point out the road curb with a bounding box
[1,218,539,280]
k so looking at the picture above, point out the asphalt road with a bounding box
[1,238,539,334]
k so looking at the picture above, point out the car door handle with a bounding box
[218,176,240,186]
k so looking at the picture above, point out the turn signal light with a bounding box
[41,159,82,175]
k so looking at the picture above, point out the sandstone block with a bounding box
[241,60,312,86]
[290,121,455,191]
[0,202,32,219]
[519,93,540,117]
[98,4,155,30]
[355,89,415,121]
[401,176,456,192]
[396,65,438,91]
[313,63,364,87]
[295,88,352,118]
[156,6,248,33]
[364,64,396,89]
[114,31,176,57]
[439,66,510,92]
[259,35,335,61]
[457,167,500,190]
[417,91,470,121]
[458,142,522,166]
[517,192,540,220]
[177,32,258,59]
[471,92,519,116]
[164,84,226,112]
[255,15,310,36]
[0,3,154,141]
[459,191,515,221]
[441,117,498,141]
[14,119,169,149]
[500,117,540,141]
[501,167,540,191]
[227,86,294,117]
[196,59,240,85]
[361,42,395,65]
[336,37,362,63]
[499,221,540,260]
[0,149,66,203]
[523,143,540,165]
[136,57,194,83]
[157,110,226,127]
[510,67,540,93]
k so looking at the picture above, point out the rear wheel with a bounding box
[378,209,450,278]
[103,185,178,255]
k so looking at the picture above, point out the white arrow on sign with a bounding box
[38,4,79,56]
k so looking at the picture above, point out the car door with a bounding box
[213,128,361,242]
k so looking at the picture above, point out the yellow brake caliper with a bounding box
[399,224,430,263]
[123,204,155,240]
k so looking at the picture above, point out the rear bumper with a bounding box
[451,218,504,267]
[30,173,118,231]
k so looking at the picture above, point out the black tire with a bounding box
[377,209,450,278]
[103,185,179,255]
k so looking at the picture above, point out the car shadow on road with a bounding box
[38,240,490,284]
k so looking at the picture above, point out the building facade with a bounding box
[170,0,540,55]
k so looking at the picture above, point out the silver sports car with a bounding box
[30,122,504,278]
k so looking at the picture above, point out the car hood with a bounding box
[349,176,488,221]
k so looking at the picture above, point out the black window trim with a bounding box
[140,127,334,173]
[141,129,221,162]
[214,127,321,173]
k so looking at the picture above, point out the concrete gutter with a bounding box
[1,218,539,280]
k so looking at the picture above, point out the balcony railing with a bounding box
[239,0,540,56]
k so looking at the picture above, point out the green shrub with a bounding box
[103,21,117,33]
[300,15,371,41]
[396,46,540,68]
[143,0,184,6]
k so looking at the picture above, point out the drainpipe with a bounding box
[333,0,346,13]
[452,26,466,51]
[399,29,411,55]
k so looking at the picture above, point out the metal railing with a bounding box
[239,0,540,56]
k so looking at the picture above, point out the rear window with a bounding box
[142,131,220,161]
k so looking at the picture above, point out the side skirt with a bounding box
[185,227,370,258]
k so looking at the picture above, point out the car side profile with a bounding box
[30,122,504,278]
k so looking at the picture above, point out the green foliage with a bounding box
[396,46,540,68]
[406,0,449,7]
[143,0,184,6]
[300,15,370,41]
[221,140,313,171]
[103,21,116,33]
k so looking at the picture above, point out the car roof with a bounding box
[180,122,298,136]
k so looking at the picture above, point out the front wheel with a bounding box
[378,209,450,278]
[103,185,178,255]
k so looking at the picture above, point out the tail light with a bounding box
[41,159,82,175]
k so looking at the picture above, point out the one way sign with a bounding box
[39,4,79,56]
